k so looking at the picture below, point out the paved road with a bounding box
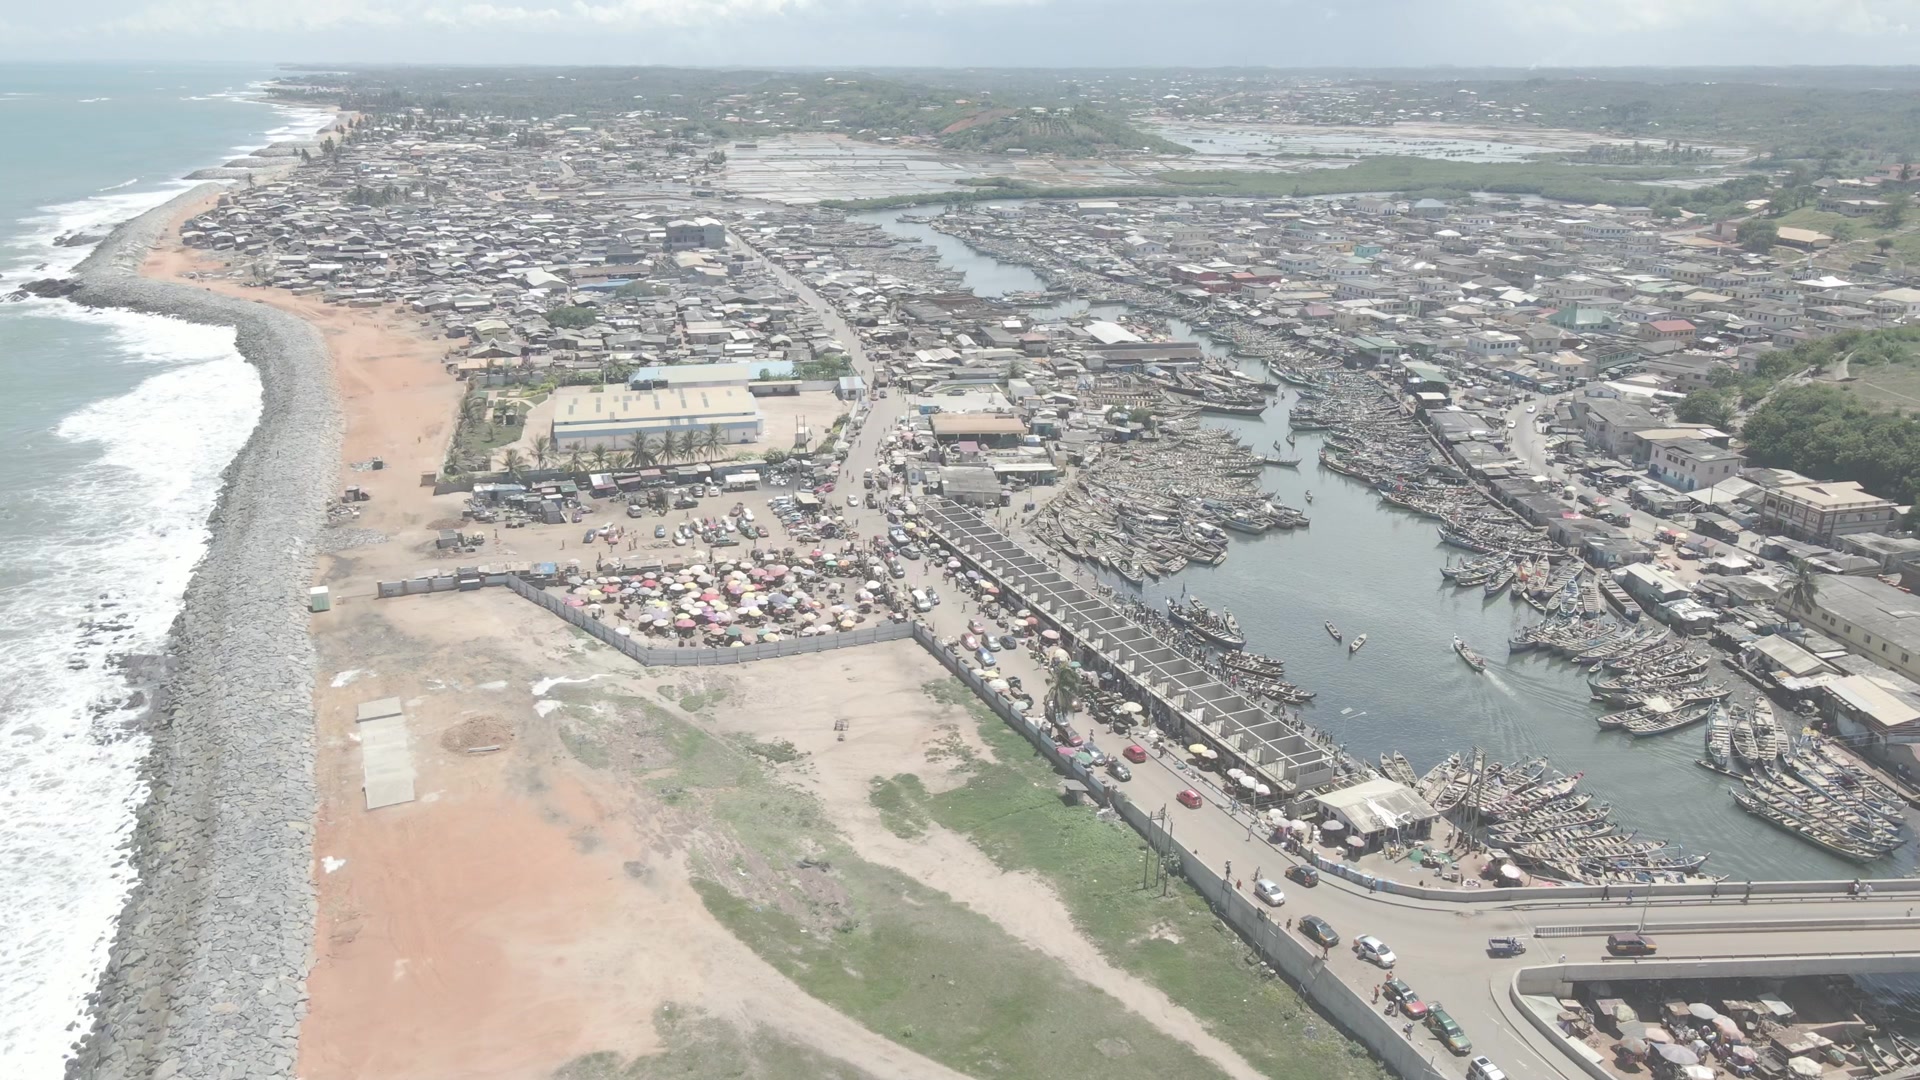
[742,237,1920,1080]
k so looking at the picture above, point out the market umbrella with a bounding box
[988,679,1009,691]
[1728,1045,1758,1063]
[1253,783,1272,797]
[1687,1003,1717,1021]
[1042,629,1061,641]
[1319,819,1346,832]
[1501,864,1523,881]
[1713,1016,1743,1042]
[1345,835,1367,850]
[565,598,586,607]
[1119,701,1144,714]
[1785,1059,1822,1079]
[947,558,961,569]
[1618,1038,1649,1058]
[1652,1044,1699,1067]
[674,618,696,630]
[1188,744,1209,755]
[1238,775,1259,790]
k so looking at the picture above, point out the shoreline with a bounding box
[62,182,342,1079]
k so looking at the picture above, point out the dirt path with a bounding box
[707,645,1268,1080]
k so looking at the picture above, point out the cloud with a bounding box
[4,0,1919,64]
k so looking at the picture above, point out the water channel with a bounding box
[855,208,1917,882]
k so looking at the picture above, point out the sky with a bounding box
[1,0,1918,67]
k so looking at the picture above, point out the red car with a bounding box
[1123,744,1148,764]
[1176,789,1203,809]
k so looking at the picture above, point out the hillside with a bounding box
[938,107,1191,157]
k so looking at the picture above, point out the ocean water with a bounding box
[0,63,329,1077]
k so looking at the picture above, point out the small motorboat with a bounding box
[1349,633,1368,655]
[1325,621,1342,642]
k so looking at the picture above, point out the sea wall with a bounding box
[63,186,340,1080]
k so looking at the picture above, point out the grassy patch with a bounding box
[698,865,1227,1080]
[867,774,931,838]
[677,686,729,713]
[744,737,804,765]
[557,723,610,769]
[886,693,1389,1080]
[554,1005,878,1080]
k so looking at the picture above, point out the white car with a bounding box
[1467,1056,1508,1080]
[1525,404,1536,414]
[1252,879,1286,906]
[847,493,861,507]
[1353,935,1397,967]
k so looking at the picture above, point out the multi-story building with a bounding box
[1759,480,1901,544]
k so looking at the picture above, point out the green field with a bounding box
[881,681,1390,1080]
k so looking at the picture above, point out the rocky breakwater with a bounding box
[60,185,341,1080]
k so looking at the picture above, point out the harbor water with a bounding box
[858,207,1919,884]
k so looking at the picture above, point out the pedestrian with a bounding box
[1402,1022,1414,1038]
[1285,916,1292,930]
[1558,953,1566,964]
[1372,984,1380,1003]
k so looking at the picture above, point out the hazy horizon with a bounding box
[2,1,1917,69]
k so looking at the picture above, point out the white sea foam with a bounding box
[0,90,325,1078]
[97,178,139,192]
[0,341,262,1076]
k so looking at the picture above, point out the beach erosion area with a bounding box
[59,180,341,1078]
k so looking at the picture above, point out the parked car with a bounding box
[1466,1056,1507,1080]
[1353,935,1397,968]
[654,525,667,538]
[1123,744,1148,764]
[1297,915,1339,949]
[1106,760,1132,782]
[1176,788,1203,809]
[1252,879,1285,906]
[1284,864,1320,888]
[1383,977,1427,1020]
[1426,1008,1472,1055]
[1606,933,1657,957]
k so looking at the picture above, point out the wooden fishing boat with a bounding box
[1453,636,1488,672]
[1325,621,1341,642]
[1348,633,1368,655]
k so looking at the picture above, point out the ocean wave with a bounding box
[3,95,331,283]
[0,344,261,1077]
[97,177,140,192]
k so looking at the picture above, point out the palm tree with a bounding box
[532,434,554,472]
[1786,559,1823,614]
[589,445,611,473]
[564,447,584,477]
[674,430,698,464]
[645,435,668,468]
[703,423,726,462]
[499,448,526,482]
[626,431,654,469]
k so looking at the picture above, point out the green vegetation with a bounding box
[446,390,530,476]
[1721,328,1920,514]
[940,106,1191,156]
[699,868,1229,1080]
[867,774,931,839]
[547,304,601,329]
[554,1006,878,1080]
[825,157,1748,212]
[557,723,610,769]
[792,353,856,380]
[1674,389,1735,430]
[892,680,1389,1080]
[1738,218,1779,253]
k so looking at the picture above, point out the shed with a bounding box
[1309,777,1437,845]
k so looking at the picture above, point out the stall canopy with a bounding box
[1309,777,1439,836]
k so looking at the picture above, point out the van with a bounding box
[911,589,932,613]
[1605,933,1657,956]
